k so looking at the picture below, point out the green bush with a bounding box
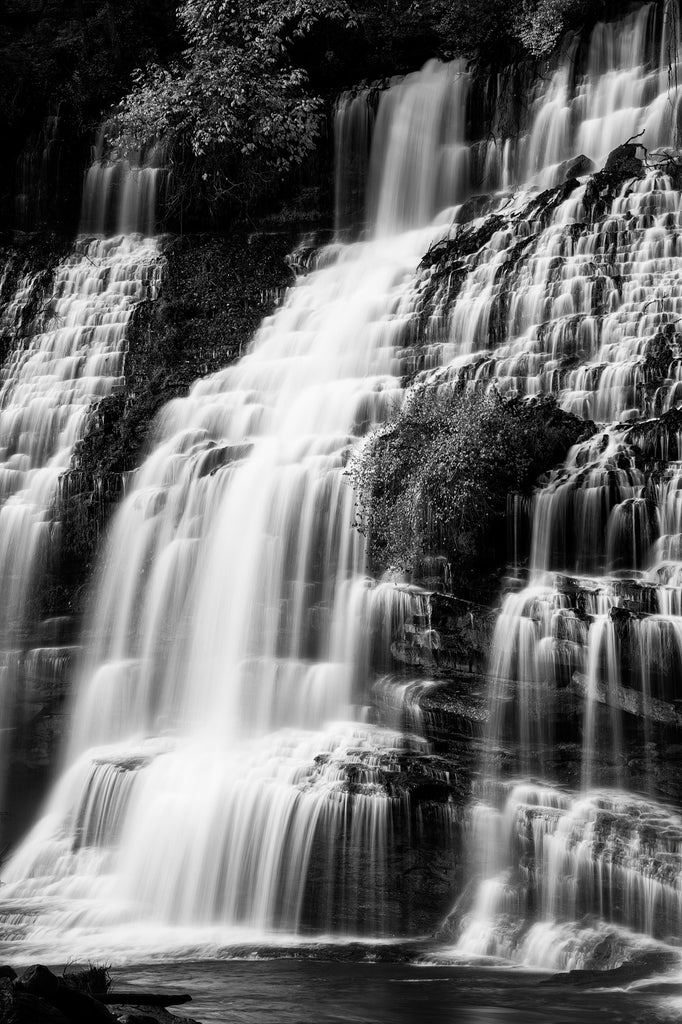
[349,385,587,586]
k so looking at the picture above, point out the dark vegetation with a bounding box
[350,387,589,595]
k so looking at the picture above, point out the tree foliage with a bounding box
[349,386,586,584]
[105,0,605,222]
[108,0,356,217]
[379,0,602,67]
[511,0,595,57]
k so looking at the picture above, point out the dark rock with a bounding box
[12,991,72,1024]
[17,963,117,1024]
[603,143,645,179]
[455,193,494,224]
[558,154,595,180]
[572,672,681,725]
[0,968,16,982]
[17,964,60,1001]
[53,986,118,1023]
[583,145,646,220]
[525,177,582,223]
[541,948,677,987]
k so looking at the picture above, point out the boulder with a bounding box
[17,964,117,1024]
[11,992,71,1024]
[17,965,59,1001]
[455,193,493,224]
[603,143,645,180]
[559,154,595,180]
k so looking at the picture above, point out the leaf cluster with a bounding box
[511,0,597,57]
[108,0,355,218]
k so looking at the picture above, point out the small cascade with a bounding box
[335,3,682,236]
[80,132,164,237]
[455,784,682,968]
[334,91,375,237]
[366,60,472,236]
[435,4,682,968]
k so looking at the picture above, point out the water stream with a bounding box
[0,156,162,834]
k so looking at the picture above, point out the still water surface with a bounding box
[111,957,682,1024]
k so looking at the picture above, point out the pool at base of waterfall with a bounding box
[85,953,682,1024]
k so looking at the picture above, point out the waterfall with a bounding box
[0,211,461,948]
[80,132,164,237]
[0,153,162,840]
[456,785,682,969]
[0,104,463,953]
[3,0,682,969]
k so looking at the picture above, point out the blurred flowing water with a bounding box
[3,0,682,997]
[0,150,161,833]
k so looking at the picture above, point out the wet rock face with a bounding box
[394,145,682,805]
[390,594,492,675]
[366,139,682,945]
[558,154,596,181]
[399,581,682,802]
[602,143,645,180]
[271,746,470,937]
[299,791,464,936]
[0,232,70,359]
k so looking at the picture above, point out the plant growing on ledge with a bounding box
[349,384,588,589]
[107,0,355,220]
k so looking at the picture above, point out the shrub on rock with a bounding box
[350,385,588,590]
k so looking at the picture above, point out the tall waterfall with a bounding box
[0,151,162,838]
[3,0,682,969]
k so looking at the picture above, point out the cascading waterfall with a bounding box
[424,4,682,967]
[0,98,463,953]
[4,0,682,970]
[0,153,162,838]
[80,131,163,238]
